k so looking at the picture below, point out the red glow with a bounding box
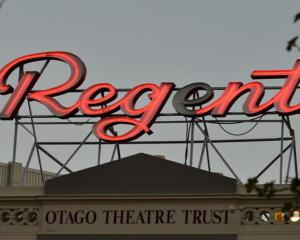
[93,116,151,142]
[27,52,87,117]
[0,51,299,142]
[193,82,268,116]
[78,83,120,116]
[193,60,300,116]
[0,72,40,119]
[93,83,175,142]
[0,52,174,142]
[251,70,292,79]
[211,82,268,116]
[0,51,87,118]
[251,60,300,114]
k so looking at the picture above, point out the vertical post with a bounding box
[279,117,284,184]
[109,128,121,161]
[285,116,298,179]
[197,87,211,171]
[206,139,211,172]
[10,65,25,185]
[21,143,35,185]
[23,61,52,185]
[285,144,293,184]
[292,135,299,179]
[11,119,19,184]
[116,143,121,160]
[111,144,117,162]
[198,118,211,172]
[198,139,206,169]
[8,161,23,186]
[202,118,211,172]
[27,101,44,184]
[189,118,195,167]
[184,119,192,165]
[97,139,102,165]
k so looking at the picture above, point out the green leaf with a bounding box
[291,178,300,194]
[282,201,293,212]
[246,178,258,193]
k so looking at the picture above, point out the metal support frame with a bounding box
[255,143,293,180]
[6,63,299,185]
[279,117,284,184]
[10,119,18,185]
[27,101,45,184]
[13,110,298,185]
[194,121,242,183]
[97,139,102,165]
[55,131,93,176]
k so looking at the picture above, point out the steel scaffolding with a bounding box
[7,64,299,186]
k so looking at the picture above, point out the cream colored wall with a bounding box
[0,161,56,187]
[0,234,36,240]
[238,235,300,240]
[1,186,300,238]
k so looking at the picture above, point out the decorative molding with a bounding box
[241,207,300,225]
[0,208,39,226]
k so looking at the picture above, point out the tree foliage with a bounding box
[246,11,300,221]
[287,12,300,51]
[246,177,300,220]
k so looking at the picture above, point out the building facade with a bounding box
[0,153,299,240]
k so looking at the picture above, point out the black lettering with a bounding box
[212,210,222,224]
[144,210,155,224]
[86,210,97,224]
[45,211,56,224]
[193,210,202,224]
[113,210,124,224]
[126,210,135,224]
[102,210,113,224]
[57,210,67,224]
[155,210,164,224]
[224,210,229,224]
[203,210,212,224]
[74,210,85,224]
[65,211,75,224]
[135,211,146,224]
[166,210,176,224]
[182,210,192,224]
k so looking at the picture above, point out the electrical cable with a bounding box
[214,115,264,136]
[66,118,91,125]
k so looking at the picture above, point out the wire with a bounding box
[67,118,91,125]
[214,115,264,136]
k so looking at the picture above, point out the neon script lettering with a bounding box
[0,51,299,142]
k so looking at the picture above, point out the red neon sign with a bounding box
[0,51,299,142]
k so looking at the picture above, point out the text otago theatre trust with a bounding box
[45,209,230,225]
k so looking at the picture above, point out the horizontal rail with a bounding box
[29,86,300,92]
[38,137,292,145]
[16,111,279,119]
[18,119,282,125]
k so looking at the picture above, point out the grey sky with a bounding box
[0,0,299,183]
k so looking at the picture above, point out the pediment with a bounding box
[45,153,236,195]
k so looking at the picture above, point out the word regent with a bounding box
[0,51,299,142]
